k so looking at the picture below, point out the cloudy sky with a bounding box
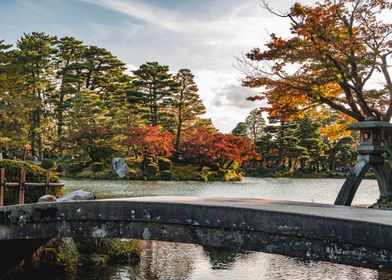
[0,0,313,132]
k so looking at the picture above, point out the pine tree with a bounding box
[231,122,247,137]
[0,40,27,152]
[54,36,87,153]
[67,89,115,162]
[16,32,57,160]
[173,69,206,157]
[245,109,266,143]
[129,62,179,127]
[294,116,326,170]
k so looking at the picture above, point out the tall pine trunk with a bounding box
[57,91,65,154]
[174,108,183,159]
[37,108,43,161]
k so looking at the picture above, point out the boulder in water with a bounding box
[111,157,129,179]
[58,189,95,201]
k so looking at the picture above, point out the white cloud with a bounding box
[194,70,264,132]
[82,0,314,132]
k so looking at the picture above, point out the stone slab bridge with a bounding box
[1,196,392,273]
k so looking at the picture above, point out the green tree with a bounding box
[67,89,116,162]
[54,42,129,157]
[294,116,326,170]
[16,32,57,160]
[129,62,179,127]
[327,136,356,171]
[0,40,27,151]
[173,69,206,157]
[245,109,266,143]
[53,36,87,153]
[231,122,247,137]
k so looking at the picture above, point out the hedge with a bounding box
[0,159,62,205]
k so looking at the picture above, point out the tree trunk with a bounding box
[30,113,36,159]
[37,109,43,161]
[175,119,182,159]
[57,91,65,154]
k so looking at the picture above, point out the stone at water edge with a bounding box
[58,189,95,201]
[38,195,57,203]
[112,157,129,178]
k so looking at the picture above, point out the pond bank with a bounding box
[69,158,243,182]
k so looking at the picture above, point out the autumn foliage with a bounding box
[242,0,392,122]
[125,126,259,168]
[125,126,175,157]
[180,127,259,168]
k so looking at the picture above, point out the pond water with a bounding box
[62,177,392,280]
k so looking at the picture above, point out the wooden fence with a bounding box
[0,168,64,206]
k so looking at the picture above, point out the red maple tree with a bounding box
[125,126,175,157]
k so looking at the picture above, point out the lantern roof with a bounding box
[347,117,392,130]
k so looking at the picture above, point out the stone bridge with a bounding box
[1,196,392,273]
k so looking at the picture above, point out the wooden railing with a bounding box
[0,168,64,206]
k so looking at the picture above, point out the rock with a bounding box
[38,195,57,203]
[58,189,95,202]
[87,254,110,266]
[111,157,129,178]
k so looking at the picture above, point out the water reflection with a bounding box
[75,241,392,280]
[203,246,245,270]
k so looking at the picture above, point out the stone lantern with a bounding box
[348,117,392,156]
[335,117,392,205]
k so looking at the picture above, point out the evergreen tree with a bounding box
[173,69,206,157]
[0,40,27,152]
[231,122,247,137]
[129,62,179,127]
[67,89,115,162]
[16,32,57,160]
[327,136,356,171]
[294,116,326,170]
[54,36,87,153]
[245,109,266,143]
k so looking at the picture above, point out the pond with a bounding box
[62,177,391,280]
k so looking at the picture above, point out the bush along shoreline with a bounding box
[60,156,243,182]
[0,159,63,205]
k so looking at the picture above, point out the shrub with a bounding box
[143,164,159,177]
[66,162,85,175]
[158,158,172,171]
[209,163,220,171]
[41,158,56,170]
[0,159,62,205]
[258,166,270,175]
[160,170,173,181]
[56,164,64,173]
[90,162,104,173]
[217,169,227,177]
[41,158,55,170]
[143,154,157,166]
[0,159,59,183]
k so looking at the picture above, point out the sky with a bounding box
[0,0,313,132]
